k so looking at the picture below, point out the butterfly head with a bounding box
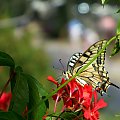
[62,70,72,80]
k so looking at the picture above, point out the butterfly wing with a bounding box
[73,40,107,71]
[66,40,119,94]
[67,52,82,73]
[68,40,111,94]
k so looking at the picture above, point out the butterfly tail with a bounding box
[110,82,120,89]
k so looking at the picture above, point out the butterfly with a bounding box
[63,40,119,95]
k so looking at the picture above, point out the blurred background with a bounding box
[0,0,120,119]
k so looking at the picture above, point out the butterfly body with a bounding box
[64,40,119,95]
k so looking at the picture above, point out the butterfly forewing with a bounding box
[76,64,102,88]
[67,52,82,73]
[73,40,107,71]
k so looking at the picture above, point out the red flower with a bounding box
[48,76,85,111]
[47,76,58,85]
[83,91,107,120]
[48,76,82,112]
[47,76,107,120]
[82,85,93,108]
[0,92,12,111]
[47,76,66,112]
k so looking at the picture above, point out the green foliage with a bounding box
[59,110,83,120]
[46,110,83,120]
[45,116,52,120]
[0,0,27,18]
[117,21,120,34]
[0,111,25,120]
[0,26,55,119]
[0,51,15,89]
[116,9,120,13]
[9,66,29,115]
[0,51,49,120]
[24,73,48,120]
[110,21,120,57]
[0,27,54,90]
[0,51,15,68]
[110,38,120,57]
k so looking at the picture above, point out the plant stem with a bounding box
[0,71,15,98]
[44,35,117,100]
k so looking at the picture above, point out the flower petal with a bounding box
[68,78,76,97]
[47,76,58,85]
[0,92,12,111]
[93,91,98,106]
[93,99,107,112]
[84,109,91,119]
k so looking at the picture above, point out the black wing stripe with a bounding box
[67,53,82,70]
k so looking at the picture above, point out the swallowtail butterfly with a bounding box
[64,40,119,95]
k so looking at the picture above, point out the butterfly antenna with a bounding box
[59,59,65,73]
[53,66,63,71]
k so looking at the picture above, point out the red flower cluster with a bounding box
[0,92,12,111]
[47,76,107,120]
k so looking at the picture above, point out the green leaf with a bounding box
[11,66,23,92]
[110,38,120,57]
[46,116,52,120]
[9,67,29,115]
[0,111,25,120]
[110,21,120,57]
[117,21,120,34]
[0,51,15,68]
[23,74,48,120]
[59,110,83,120]
[116,9,120,13]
